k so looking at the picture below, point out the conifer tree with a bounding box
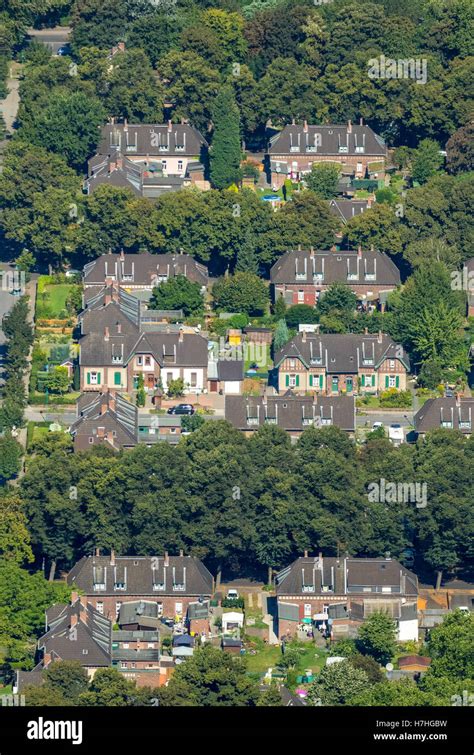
[209,86,242,189]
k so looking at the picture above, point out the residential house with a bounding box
[70,390,138,451]
[276,554,419,640]
[83,250,208,296]
[268,120,387,189]
[270,247,400,309]
[274,331,409,396]
[16,594,112,692]
[414,397,474,436]
[67,551,214,623]
[79,312,208,395]
[86,121,209,197]
[225,391,356,438]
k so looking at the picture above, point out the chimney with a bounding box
[291,117,295,125]
[43,651,52,667]
[124,118,128,133]
[116,321,122,334]
[330,244,337,252]
[357,245,362,258]
[302,330,307,343]
[309,246,314,257]
[120,249,125,261]
[100,400,107,415]
[80,595,88,608]
[110,549,116,566]
[303,549,308,558]
[360,117,363,125]
[109,395,116,413]
[95,548,100,557]
[179,328,184,343]
[303,120,308,133]
[179,549,184,557]
[116,156,123,170]
[168,119,172,133]
[104,326,110,341]
[347,119,352,133]
[164,551,169,567]
[71,591,79,604]
[364,327,368,335]
[378,330,383,344]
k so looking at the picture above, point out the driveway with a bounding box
[0,62,21,134]
[27,27,71,55]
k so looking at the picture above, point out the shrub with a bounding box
[379,389,412,408]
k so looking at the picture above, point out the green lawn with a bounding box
[244,637,326,676]
[36,277,77,319]
[244,343,272,373]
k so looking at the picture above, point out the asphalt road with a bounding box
[356,410,414,429]
[27,27,71,54]
[0,283,17,386]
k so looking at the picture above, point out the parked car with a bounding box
[57,45,71,56]
[372,421,384,430]
[388,423,405,445]
[167,404,195,415]
[65,269,81,278]
[226,589,239,600]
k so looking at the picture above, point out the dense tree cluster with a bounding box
[17,422,473,586]
[0,296,34,431]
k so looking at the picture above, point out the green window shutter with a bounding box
[97,372,101,385]
[285,374,290,387]
[372,374,375,386]
[385,375,389,388]
[114,371,121,386]
[396,375,400,388]
[319,374,323,388]
[309,375,313,387]
[361,375,365,387]
[87,372,91,385]
[296,375,300,387]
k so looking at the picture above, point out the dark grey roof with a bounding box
[118,600,160,628]
[83,252,208,288]
[82,286,141,327]
[225,392,355,432]
[276,556,418,597]
[97,123,207,158]
[268,124,386,157]
[217,360,244,381]
[70,391,138,449]
[38,598,112,667]
[80,321,208,368]
[112,648,160,662]
[329,199,369,224]
[113,629,160,641]
[270,248,400,287]
[16,670,44,692]
[414,398,474,434]
[187,601,210,620]
[274,332,409,372]
[68,555,214,597]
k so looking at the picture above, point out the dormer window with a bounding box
[112,354,122,363]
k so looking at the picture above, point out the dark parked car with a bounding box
[167,404,195,415]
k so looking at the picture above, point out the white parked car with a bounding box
[372,422,384,430]
[388,423,405,445]
[226,589,239,600]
